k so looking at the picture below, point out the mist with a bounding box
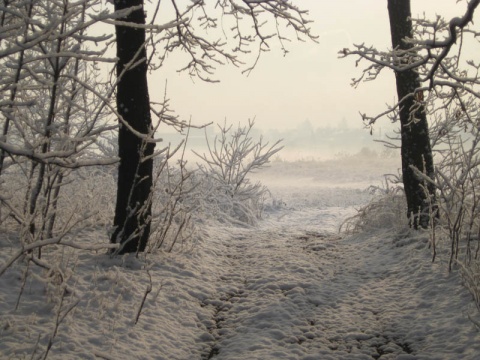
[162,119,399,163]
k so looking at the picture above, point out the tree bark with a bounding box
[387,0,436,229]
[111,0,154,253]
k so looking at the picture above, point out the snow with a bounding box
[1,154,480,359]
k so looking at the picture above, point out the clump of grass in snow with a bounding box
[340,183,409,235]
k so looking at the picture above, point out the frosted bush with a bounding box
[0,166,115,237]
[341,180,409,234]
[193,120,281,227]
[148,159,197,252]
[147,120,281,252]
[190,172,271,226]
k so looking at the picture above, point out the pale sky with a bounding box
[149,1,474,132]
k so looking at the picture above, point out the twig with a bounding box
[134,270,153,325]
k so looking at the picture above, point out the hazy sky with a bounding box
[150,1,474,132]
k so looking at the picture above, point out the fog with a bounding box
[150,1,475,160]
[162,120,400,165]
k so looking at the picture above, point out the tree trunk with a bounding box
[387,0,436,229]
[111,0,154,253]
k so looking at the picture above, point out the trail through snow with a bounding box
[2,159,480,359]
[201,184,480,359]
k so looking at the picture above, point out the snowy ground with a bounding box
[1,155,480,359]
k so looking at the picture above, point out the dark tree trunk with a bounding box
[387,0,436,229]
[111,0,154,253]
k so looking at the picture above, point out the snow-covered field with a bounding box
[1,154,480,359]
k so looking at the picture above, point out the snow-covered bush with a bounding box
[138,121,282,252]
[148,155,197,252]
[0,6,122,351]
[0,0,118,248]
[427,98,480,270]
[190,171,271,227]
[341,177,409,235]
[193,120,282,226]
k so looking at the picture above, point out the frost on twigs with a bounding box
[148,0,317,80]
[341,0,480,302]
[340,1,480,127]
[0,0,122,258]
[128,120,283,253]
[340,176,409,235]
[147,144,197,253]
[0,2,129,352]
[194,119,283,226]
[426,95,480,270]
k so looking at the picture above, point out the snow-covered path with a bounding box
[202,186,480,359]
[2,161,480,359]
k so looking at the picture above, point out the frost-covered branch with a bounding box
[341,0,480,129]
[417,0,480,87]
[194,119,282,196]
[341,0,480,97]
[150,0,316,80]
[191,120,281,225]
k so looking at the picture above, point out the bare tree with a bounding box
[386,0,436,229]
[341,0,480,229]
[111,0,156,254]
[341,0,480,269]
[109,0,316,253]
